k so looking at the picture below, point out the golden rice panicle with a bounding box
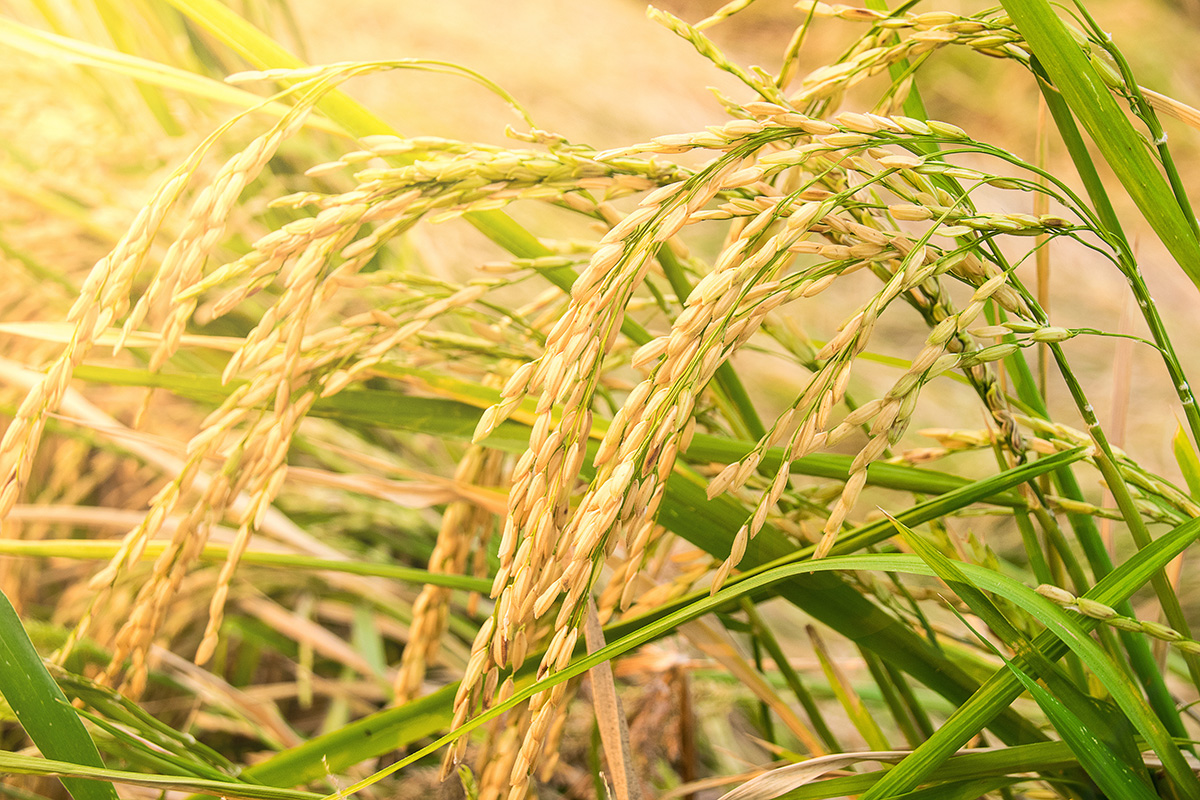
[606,193,859,598]
[474,706,530,800]
[1,97,334,691]
[395,447,502,702]
[193,389,319,665]
[103,234,367,683]
[0,171,197,521]
[123,107,313,370]
[183,232,350,667]
[101,458,238,695]
[456,144,768,788]
[98,128,551,682]
[809,252,1025,557]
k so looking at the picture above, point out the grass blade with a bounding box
[0,18,341,134]
[0,749,317,800]
[899,514,1142,778]
[67,364,1024,504]
[1002,0,1200,286]
[859,512,1200,800]
[0,590,117,800]
[1001,657,1159,800]
[0,538,490,592]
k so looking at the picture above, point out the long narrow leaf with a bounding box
[860,513,1200,800]
[246,502,1200,789]
[1002,0,1200,286]
[302,528,1200,798]
[0,749,317,800]
[1002,658,1159,800]
[69,364,1024,503]
[0,590,117,800]
[899,515,1143,777]
[0,538,490,592]
[0,18,342,134]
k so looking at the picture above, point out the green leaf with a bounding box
[0,748,318,800]
[0,590,117,800]
[69,364,1025,505]
[1002,0,1200,287]
[162,0,390,136]
[242,682,453,785]
[1001,658,1159,800]
[0,538,490,593]
[1173,424,1200,499]
[308,539,1197,798]
[250,501,1200,793]
[896,776,1023,800]
[0,18,341,135]
[90,0,183,135]
[860,512,1200,800]
[899,514,1142,776]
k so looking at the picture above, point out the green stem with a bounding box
[1046,341,1197,736]
[999,277,1197,721]
[1069,1,1199,238]
[861,648,923,748]
[742,601,842,752]
[1035,73,1200,454]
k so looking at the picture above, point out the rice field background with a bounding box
[2,1,1200,799]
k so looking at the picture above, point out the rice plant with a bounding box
[1,1,1199,799]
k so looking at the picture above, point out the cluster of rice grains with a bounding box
[0,4,1103,798]
[0,87,327,695]
[454,12,1088,795]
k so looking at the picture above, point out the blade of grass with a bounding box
[90,0,183,134]
[0,538,490,592]
[1001,659,1159,800]
[742,603,841,752]
[860,512,1200,800]
[898,777,1023,800]
[682,614,823,752]
[0,18,342,135]
[1173,425,1200,498]
[727,741,1087,800]
[0,590,118,800]
[900,515,1142,775]
[859,649,923,748]
[717,751,910,800]
[1002,0,1200,287]
[807,625,890,751]
[68,363,1025,504]
[0,750,318,800]
[779,740,1171,800]
[308,531,1200,799]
